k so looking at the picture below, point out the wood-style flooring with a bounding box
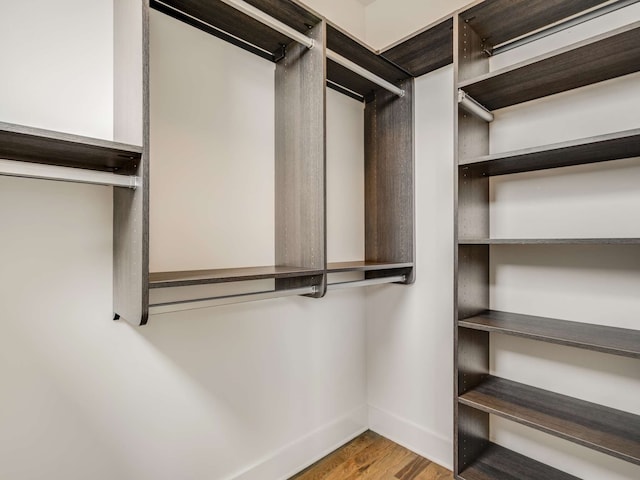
[290,431,453,480]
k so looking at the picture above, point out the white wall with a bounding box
[300,0,366,40]
[365,0,472,50]
[0,2,368,480]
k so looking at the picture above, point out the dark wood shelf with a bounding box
[149,265,323,288]
[460,0,610,49]
[459,442,579,480]
[150,0,321,62]
[459,310,640,359]
[380,17,453,78]
[327,261,413,273]
[459,376,640,465]
[460,129,640,176]
[327,23,410,98]
[0,122,142,174]
[458,22,640,110]
[458,238,640,245]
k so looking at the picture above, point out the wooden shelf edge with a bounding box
[149,265,324,288]
[459,129,640,175]
[458,238,640,245]
[459,442,580,480]
[459,376,640,465]
[327,261,413,273]
[459,310,640,359]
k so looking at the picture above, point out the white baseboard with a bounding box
[229,405,368,480]
[368,405,453,471]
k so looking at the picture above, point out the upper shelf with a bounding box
[458,21,640,110]
[326,23,410,99]
[150,0,321,61]
[380,17,453,78]
[460,0,610,47]
[0,122,142,174]
[459,129,640,176]
[459,376,640,465]
[459,310,640,359]
[459,442,579,480]
[149,265,324,288]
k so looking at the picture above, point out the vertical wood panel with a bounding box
[364,79,415,283]
[275,21,326,297]
[113,0,150,325]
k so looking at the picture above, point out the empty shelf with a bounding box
[458,22,640,110]
[460,0,608,47]
[149,265,323,288]
[0,122,141,174]
[151,0,320,62]
[458,238,640,245]
[327,23,409,98]
[327,261,413,273]
[459,129,640,176]
[459,376,640,465]
[459,442,579,480]
[459,310,640,359]
[380,17,453,77]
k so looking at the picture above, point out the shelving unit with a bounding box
[454,0,640,478]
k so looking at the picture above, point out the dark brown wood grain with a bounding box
[459,442,580,480]
[364,79,415,283]
[458,238,640,245]
[327,261,413,273]
[0,122,141,174]
[460,129,640,176]
[460,376,640,465]
[113,0,150,326]
[274,22,326,296]
[459,22,640,110]
[380,18,453,78]
[459,310,640,359]
[460,0,608,46]
[149,265,324,288]
[150,0,320,59]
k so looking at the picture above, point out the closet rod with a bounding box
[327,275,406,291]
[149,286,317,315]
[0,159,139,188]
[218,0,315,49]
[458,90,494,122]
[327,49,406,97]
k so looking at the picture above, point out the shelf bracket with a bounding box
[458,90,494,122]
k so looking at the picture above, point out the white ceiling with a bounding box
[356,0,378,5]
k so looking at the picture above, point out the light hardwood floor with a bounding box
[289,431,453,480]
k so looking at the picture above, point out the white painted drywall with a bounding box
[365,0,473,50]
[0,2,368,479]
[366,64,455,469]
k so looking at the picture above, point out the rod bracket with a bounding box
[458,90,494,122]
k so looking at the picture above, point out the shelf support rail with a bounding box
[458,90,494,122]
[327,49,406,97]
[327,275,406,291]
[0,159,139,188]
[149,285,317,315]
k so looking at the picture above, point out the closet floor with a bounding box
[289,430,452,480]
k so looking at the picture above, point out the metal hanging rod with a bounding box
[327,49,406,97]
[149,285,316,315]
[0,159,139,188]
[217,0,315,49]
[458,90,494,122]
[327,275,406,291]
[492,0,640,55]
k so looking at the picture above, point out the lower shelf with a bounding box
[459,442,579,480]
[149,265,323,288]
[327,261,413,273]
[459,376,640,465]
